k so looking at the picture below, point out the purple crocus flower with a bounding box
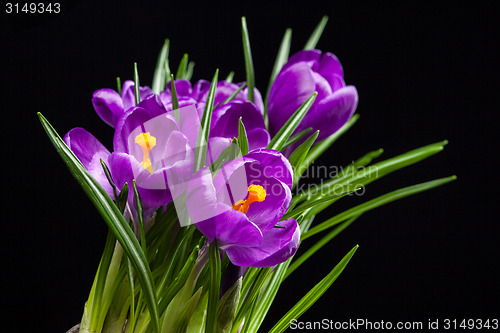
[195,80,265,113]
[160,80,270,153]
[161,79,264,113]
[65,94,200,222]
[267,49,358,144]
[185,149,300,267]
[92,80,153,128]
[210,100,270,152]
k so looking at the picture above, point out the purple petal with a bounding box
[186,168,263,246]
[121,80,153,111]
[213,157,257,206]
[244,176,291,233]
[170,79,193,98]
[206,137,232,166]
[243,86,265,114]
[245,149,293,189]
[64,128,110,168]
[64,128,113,196]
[92,89,124,128]
[192,79,211,101]
[113,98,178,154]
[267,63,316,135]
[282,49,321,72]
[109,152,172,208]
[211,101,266,139]
[318,52,344,81]
[225,218,300,267]
[246,128,270,150]
[300,85,358,142]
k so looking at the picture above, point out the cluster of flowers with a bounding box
[65,49,358,268]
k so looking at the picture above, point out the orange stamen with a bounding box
[232,184,266,214]
[135,132,156,174]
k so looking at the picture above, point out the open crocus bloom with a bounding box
[268,49,358,150]
[92,80,153,128]
[65,95,202,221]
[185,149,300,267]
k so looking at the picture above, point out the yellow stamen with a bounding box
[232,184,266,214]
[135,132,156,174]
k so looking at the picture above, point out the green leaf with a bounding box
[176,53,189,80]
[116,183,129,215]
[303,176,457,240]
[220,82,246,107]
[238,117,249,155]
[337,148,384,180]
[241,17,255,103]
[185,61,195,81]
[37,113,160,333]
[170,74,179,111]
[100,159,118,199]
[134,62,140,106]
[296,114,359,180]
[268,245,358,333]
[186,291,208,333]
[265,28,292,128]
[84,230,117,332]
[281,127,312,150]
[304,15,329,50]
[206,242,222,333]
[225,71,235,83]
[266,92,317,151]
[232,267,272,333]
[116,77,122,95]
[217,277,242,333]
[240,262,289,333]
[156,242,199,316]
[285,215,361,279]
[126,257,136,332]
[299,140,448,203]
[288,130,319,184]
[161,255,201,333]
[282,187,359,220]
[152,39,170,94]
[132,180,147,255]
[194,69,219,172]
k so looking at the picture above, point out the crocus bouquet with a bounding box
[39,17,454,333]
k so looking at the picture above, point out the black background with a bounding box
[2,1,498,331]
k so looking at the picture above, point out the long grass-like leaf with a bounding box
[304,15,329,50]
[206,242,222,333]
[268,245,358,333]
[176,53,189,80]
[264,28,292,127]
[281,127,312,150]
[194,69,219,172]
[152,39,170,94]
[238,117,249,155]
[288,130,319,185]
[285,215,361,279]
[297,114,359,179]
[241,17,255,103]
[267,92,317,151]
[134,62,140,106]
[303,176,457,240]
[38,113,160,332]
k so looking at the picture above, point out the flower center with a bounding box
[232,184,266,214]
[135,132,156,174]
